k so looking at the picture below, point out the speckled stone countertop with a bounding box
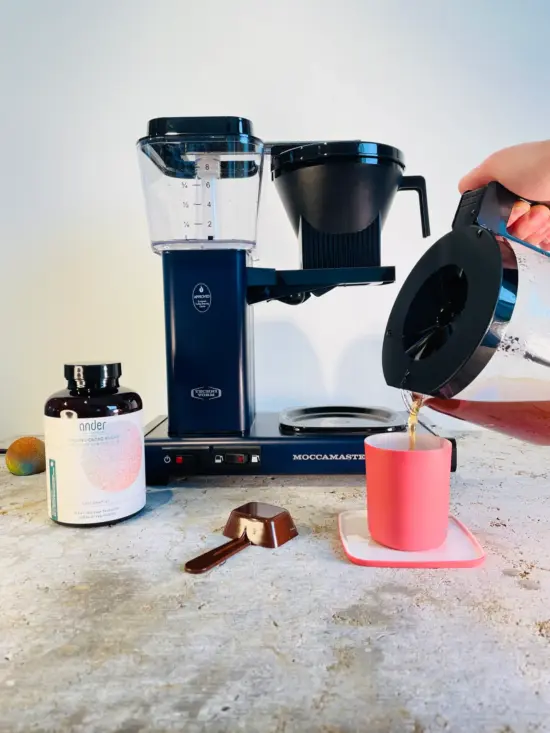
[1,431,550,733]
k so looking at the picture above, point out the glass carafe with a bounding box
[383,182,550,445]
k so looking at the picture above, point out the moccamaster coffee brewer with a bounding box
[383,182,550,445]
[137,116,456,484]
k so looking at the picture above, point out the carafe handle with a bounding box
[452,181,550,251]
[398,175,431,238]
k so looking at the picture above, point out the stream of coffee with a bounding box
[407,395,426,450]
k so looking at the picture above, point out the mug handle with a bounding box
[398,175,431,238]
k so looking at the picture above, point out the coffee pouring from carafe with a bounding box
[383,181,550,445]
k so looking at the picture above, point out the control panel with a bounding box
[159,445,262,476]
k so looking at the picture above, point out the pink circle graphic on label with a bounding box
[80,420,143,492]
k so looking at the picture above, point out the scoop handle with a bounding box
[184,533,251,574]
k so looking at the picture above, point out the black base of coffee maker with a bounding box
[144,410,457,485]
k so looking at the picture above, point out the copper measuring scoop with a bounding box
[184,502,298,574]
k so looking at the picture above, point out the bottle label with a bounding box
[44,410,146,524]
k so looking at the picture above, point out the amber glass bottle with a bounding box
[44,362,146,526]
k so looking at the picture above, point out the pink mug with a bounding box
[364,433,452,551]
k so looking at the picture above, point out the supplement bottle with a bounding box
[44,362,146,526]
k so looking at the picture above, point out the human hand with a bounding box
[459,140,550,250]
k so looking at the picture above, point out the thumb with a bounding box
[458,158,495,193]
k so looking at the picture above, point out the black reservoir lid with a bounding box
[272,140,405,177]
[144,116,255,139]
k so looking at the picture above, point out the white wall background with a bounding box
[1,0,549,437]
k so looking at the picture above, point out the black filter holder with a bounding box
[271,141,430,269]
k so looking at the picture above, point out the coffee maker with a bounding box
[137,116,457,484]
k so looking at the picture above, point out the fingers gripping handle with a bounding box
[452,181,550,236]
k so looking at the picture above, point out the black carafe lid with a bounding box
[382,225,507,398]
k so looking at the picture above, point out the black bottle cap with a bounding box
[64,362,122,384]
[145,116,254,138]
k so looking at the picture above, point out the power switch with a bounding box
[173,453,195,467]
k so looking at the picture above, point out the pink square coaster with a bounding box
[338,509,485,569]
